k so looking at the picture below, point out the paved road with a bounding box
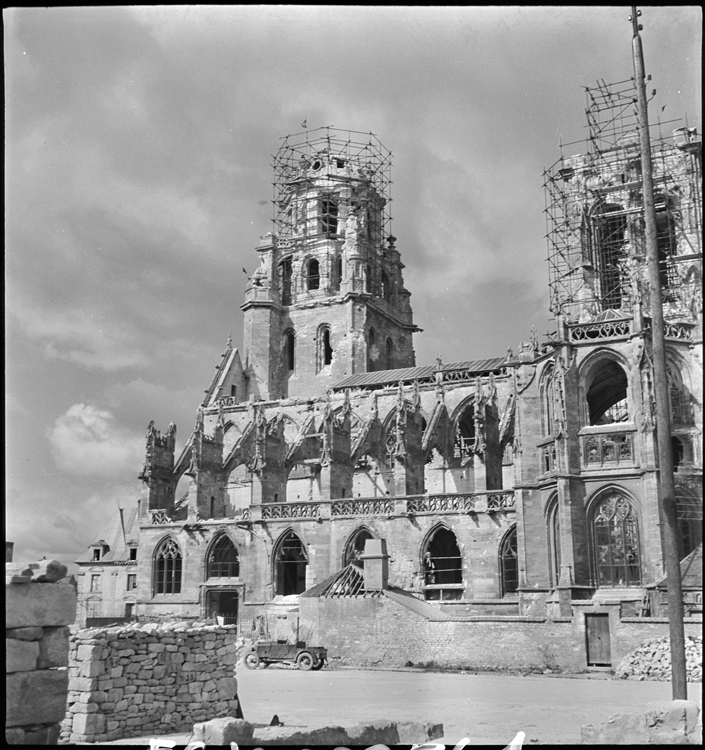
[108,666,702,746]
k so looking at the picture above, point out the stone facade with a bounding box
[77,118,702,671]
[59,622,240,743]
[5,559,76,745]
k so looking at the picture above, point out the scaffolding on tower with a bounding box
[271,126,394,241]
[543,78,702,330]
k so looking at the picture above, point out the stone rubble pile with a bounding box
[615,634,702,682]
[59,621,240,744]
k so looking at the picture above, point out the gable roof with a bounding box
[332,357,507,391]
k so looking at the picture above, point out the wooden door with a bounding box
[585,613,612,666]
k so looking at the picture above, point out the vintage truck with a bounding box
[243,640,327,671]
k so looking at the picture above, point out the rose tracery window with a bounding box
[592,494,641,587]
[154,538,182,594]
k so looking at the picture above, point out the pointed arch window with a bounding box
[540,366,556,437]
[592,493,641,587]
[676,488,702,559]
[423,526,463,601]
[154,538,182,594]
[655,193,678,291]
[285,330,295,372]
[385,338,394,370]
[381,271,391,300]
[343,528,374,567]
[367,328,376,372]
[453,405,476,459]
[321,197,338,235]
[317,325,333,371]
[548,500,562,588]
[208,536,240,578]
[307,259,320,291]
[591,203,627,310]
[667,365,692,426]
[274,531,307,596]
[499,526,518,597]
[279,257,292,306]
[333,256,343,292]
[586,359,629,425]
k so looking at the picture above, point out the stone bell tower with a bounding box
[241,127,419,401]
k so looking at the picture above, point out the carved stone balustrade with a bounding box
[579,424,637,469]
[406,493,476,514]
[568,318,632,343]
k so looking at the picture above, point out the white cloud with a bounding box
[47,403,144,478]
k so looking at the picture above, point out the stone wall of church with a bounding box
[299,595,703,672]
[59,622,239,744]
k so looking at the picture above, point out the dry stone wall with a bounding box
[60,621,240,744]
[615,634,702,682]
[6,559,76,745]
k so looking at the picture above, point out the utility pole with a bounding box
[629,6,688,700]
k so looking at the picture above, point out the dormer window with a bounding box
[129,547,138,561]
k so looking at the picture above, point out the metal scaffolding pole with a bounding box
[630,6,688,700]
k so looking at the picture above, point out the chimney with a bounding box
[360,538,389,590]
[6,541,14,562]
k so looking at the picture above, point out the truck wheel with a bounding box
[311,658,324,671]
[244,652,260,670]
[296,651,314,671]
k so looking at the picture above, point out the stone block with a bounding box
[37,626,69,668]
[27,559,68,583]
[344,720,401,744]
[5,581,76,628]
[5,727,25,744]
[252,725,351,745]
[216,676,237,700]
[6,638,39,672]
[73,712,105,735]
[77,644,103,661]
[396,720,444,744]
[71,677,100,692]
[193,718,254,746]
[80,660,105,678]
[581,700,701,744]
[6,670,69,726]
[6,627,44,641]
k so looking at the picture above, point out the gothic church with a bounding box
[77,88,702,647]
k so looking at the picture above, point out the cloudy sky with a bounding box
[5,6,701,570]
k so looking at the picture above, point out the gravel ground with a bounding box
[99,665,703,746]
